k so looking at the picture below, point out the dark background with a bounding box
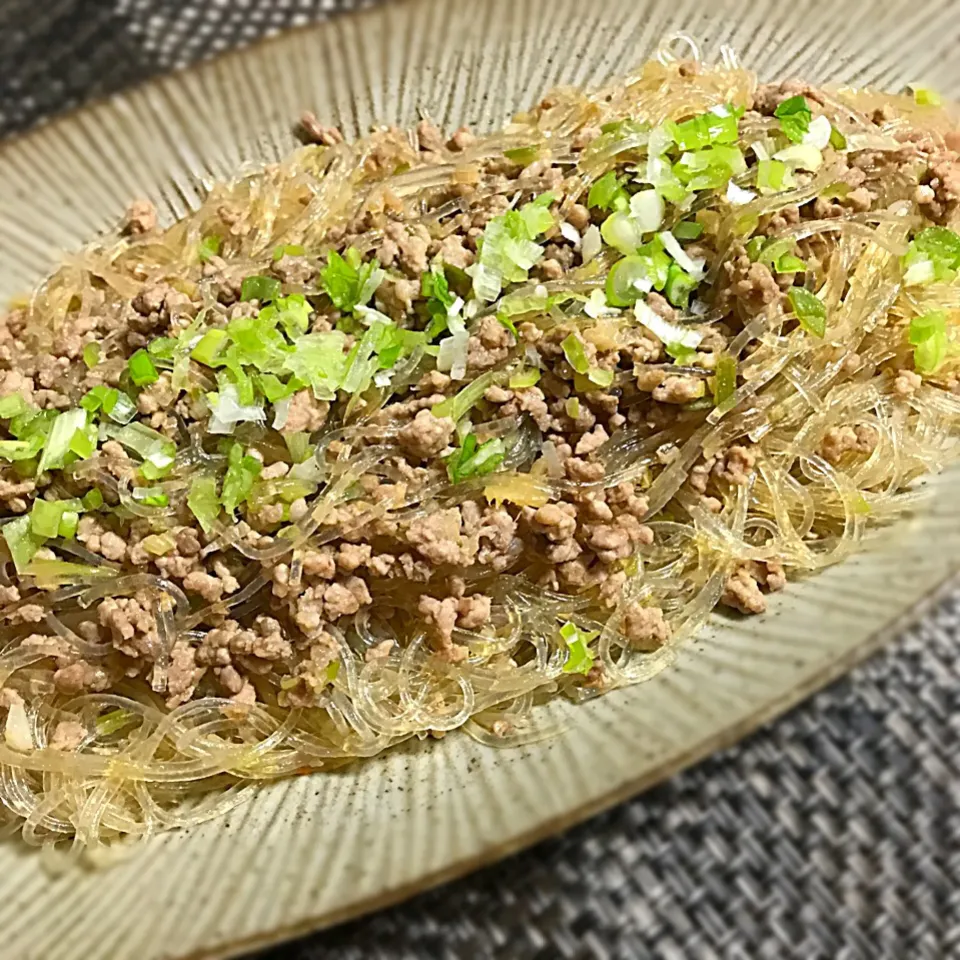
[2,2,959,958]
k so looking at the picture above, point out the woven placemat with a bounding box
[1,4,958,958]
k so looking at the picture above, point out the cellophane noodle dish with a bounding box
[2,33,960,858]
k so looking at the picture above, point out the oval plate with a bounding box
[1,1,959,958]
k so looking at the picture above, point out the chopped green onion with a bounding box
[0,436,44,462]
[665,342,699,366]
[284,432,312,463]
[272,243,305,261]
[664,263,699,311]
[69,424,97,459]
[30,499,67,539]
[773,143,823,172]
[422,268,454,309]
[0,394,28,419]
[909,310,949,374]
[128,349,159,387]
[107,392,137,425]
[445,435,506,483]
[260,294,313,340]
[80,386,119,415]
[504,145,540,166]
[565,397,581,419]
[82,488,104,511]
[508,367,541,389]
[913,86,941,107]
[221,442,263,513]
[320,250,382,314]
[600,212,644,256]
[187,475,220,534]
[82,342,101,369]
[96,709,136,736]
[559,621,597,675]
[240,275,282,303]
[108,422,176,462]
[431,370,502,422]
[774,95,812,143]
[132,486,169,508]
[467,194,556,302]
[606,255,652,307]
[190,328,228,367]
[587,170,629,211]
[141,534,176,556]
[282,331,349,401]
[561,333,590,375]
[666,106,740,151]
[58,511,79,540]
[829,126,847,150]
[712,354,738,407]
[745,237,765,260]
[756,238,793,269]
[148,337,177,362]
[756,158,788,194]
[673,221,704,240]
[587,366,614,388]
[787,287,827,337]
[2,516,44,573]
[903,227,960,285]
[37,409,88,474]
[775,253,806,274]
[198,235,222,262]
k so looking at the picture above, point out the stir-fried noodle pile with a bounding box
[1,36,960,855]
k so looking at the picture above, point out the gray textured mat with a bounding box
[1,3,958,958]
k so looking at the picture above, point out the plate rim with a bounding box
[0,3,958,956]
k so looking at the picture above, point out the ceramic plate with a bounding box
[1,1,959,957]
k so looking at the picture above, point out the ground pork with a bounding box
[398,409,455,460]
[281,389,330,434]
[622,603,672,652]
[820,424,879,463]
[467,316,513,371]
[720,560,787,615]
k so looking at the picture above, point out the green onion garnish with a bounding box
[673,220,704,240]
[909,310,949,374]
[561,333,590,375]
[508,367,541,389]
[221,443,263,513]
[774,95,812,143]
[190,329,228,367]
[559,621,598,675]
[272,243,305,261]
[587,367,614,388]
[445,434,506,484]
[198,235,222,262]
[756,158,788,194]
[187,475,220,533]
[240,275,282,303]
[913,86,941,107]
[0,394,29,420]
[82,342,101,369]
[588,170,630,211]
[664,263,699,311]
[37,409,88,474]
[128,349,159,387]
[712,354,737,408]
[787,287,827,337]
[2,516,44,573]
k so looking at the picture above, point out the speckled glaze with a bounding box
[0,1,958,958]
